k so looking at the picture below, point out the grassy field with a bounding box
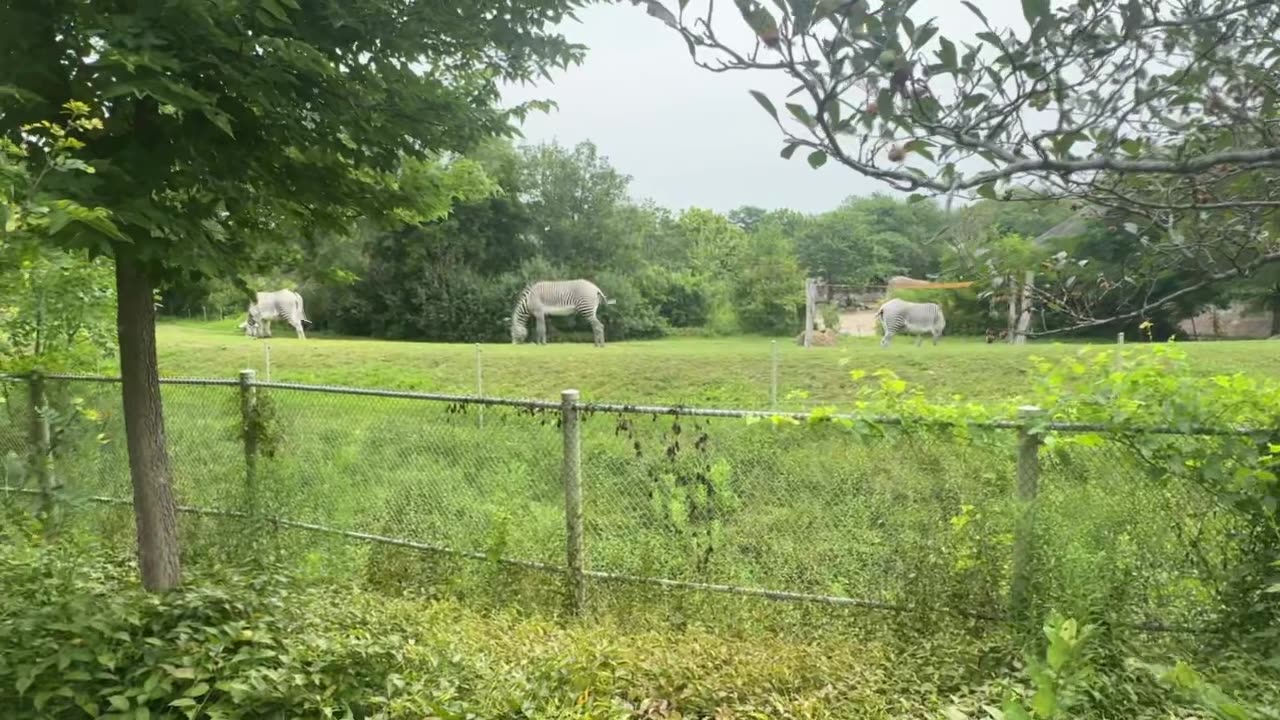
[8,320,1260,630]
[151,319,1280,407]
[6,321,1276,716]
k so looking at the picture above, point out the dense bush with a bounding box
[1,518,1275,720]
[637,268,711,328]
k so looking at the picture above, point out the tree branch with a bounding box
[1030,250,1280,336]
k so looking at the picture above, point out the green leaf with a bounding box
[961,93,989,109]
[960,0,989,27]
[786,102,816,127]
[937,37,957,69]
[780,142,800,160]
[903,139,935,162]
[1032,684,1057,718]
[913,23,938,51]
[638,1,679,29]
[185,681,211,697]
[749,90,779,121]
[1020,0,1050,29]
[108,695,130,711]
[807,150,827,168]
[976,31,1003,47]
[261,0,291,23]
[790,0,817,32]
[976,182,997,200]
[734,0,779,39]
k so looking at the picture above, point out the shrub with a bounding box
[0,517,1275,720]
[637,268,711,328]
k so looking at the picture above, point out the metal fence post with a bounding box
[263,344,271,381]
[1011,405,1043,614]
[239,370,259,512]
[770,340,778,410]
[476,344,484,429]
[561,389,585,616]
[27,373,58,524]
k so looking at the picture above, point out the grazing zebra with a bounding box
[241,289,310,340]
[511,279,614,347]
[875,298,946,347]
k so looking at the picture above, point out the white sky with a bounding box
[499,0,1024,214]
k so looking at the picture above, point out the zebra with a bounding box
[510,279,615,347]
[241,289,311,340]
[875,297,946,347]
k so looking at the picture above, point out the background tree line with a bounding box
[141,138,1276,344]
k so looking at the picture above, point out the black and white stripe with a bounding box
[511,279,613,347]
[875,298,946,347]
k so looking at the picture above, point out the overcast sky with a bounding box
[500,0,1014,215]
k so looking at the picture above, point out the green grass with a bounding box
[13,320,1258,633]
[152,319,1280,408]
[6,323,1272,717]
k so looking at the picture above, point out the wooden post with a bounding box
[561,389,585,616]
[1117,332,1125,345]
[804,278,816,349]
[27,373,58,525]
[1006,276,1018,344]
[239,370,259,512]
[1011,405,1043,615]
[770,340,779,410]
[1014,270,1033,345]
[475,344,484,429]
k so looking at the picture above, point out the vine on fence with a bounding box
[613,410,738,575]
[757,344,1280,638]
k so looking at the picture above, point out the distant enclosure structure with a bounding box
[803,276,976,347]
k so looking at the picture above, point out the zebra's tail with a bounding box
[600,290,616,306]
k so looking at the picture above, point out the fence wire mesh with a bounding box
[1,373,1256,629]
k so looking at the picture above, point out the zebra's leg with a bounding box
[535,313,547,345]
[880,331,892,347]
[294,319,306,340]
[915,333,924,347]
[588,315,604,347]
[263,319,273,338]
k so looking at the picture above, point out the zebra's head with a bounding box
[243,304,263,337]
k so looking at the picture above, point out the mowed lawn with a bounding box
[152,319,1280,408]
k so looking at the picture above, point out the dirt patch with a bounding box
[795,329,842,347]
[838,310,879,337]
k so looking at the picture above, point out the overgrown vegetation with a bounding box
[1,520,1276,719]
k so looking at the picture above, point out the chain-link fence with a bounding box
[0,371,1258,630]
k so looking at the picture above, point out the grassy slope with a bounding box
[40,322,1276,715]
[154,319,1280,407]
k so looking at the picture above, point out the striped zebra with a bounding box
[240,289,310,340]
[511,279,615,347]
[875,298,946,347]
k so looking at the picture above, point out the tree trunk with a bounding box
[1270,293,1280,337]
[115,251,182,591]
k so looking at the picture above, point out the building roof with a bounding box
[1033,206,1105,244]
